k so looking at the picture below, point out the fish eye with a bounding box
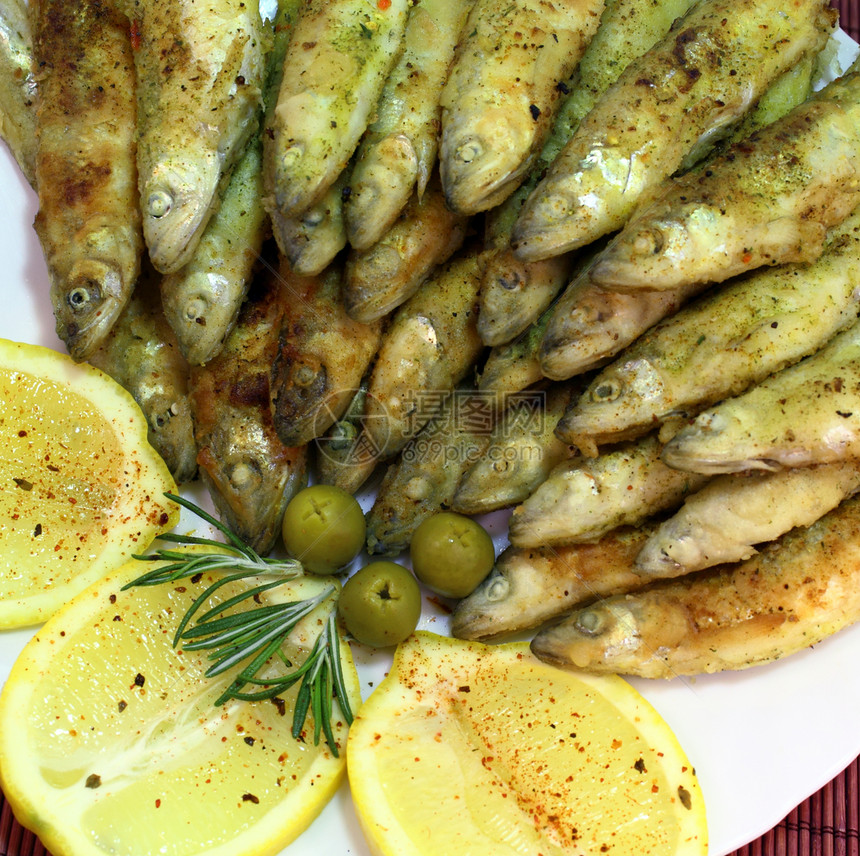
[292,363,319,388]
[574,608,608,637]
[147,189,173,219]
[281,144,304,169]
[454,138,483,165]
[228,459,262,492]
[590,379,622,403]
[496,271,524,292]
[485,574,510,602]
[67,284,99,312]
[184,297,208,324]
[328,419,358,451]
[632,228,664,255]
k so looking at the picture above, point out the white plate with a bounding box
[3,30,860,856]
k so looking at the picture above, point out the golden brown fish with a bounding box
[31,0,142,361]
[511,0,836,262]
[362,246,487,460]
[661,319,860,474]
[127,0,267,273]
[189,275,308,554]
[590,66,860,292]
[439,0,605,215]
[451,525,656,643]
[508,433,709,548]
[343,175,469,324]
[531,494,860,678]
[264,0,409,220]
[561,206,860,445]
[344,0,473,250]
[270,261,383,447]
[89,266,197,484]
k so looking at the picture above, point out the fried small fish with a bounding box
[89,267,197,484]
[128,0,267,273]
[451,526,656,642]
[32,0,142,360]
[508,433,708,548]
[562,206,860,444]
[635,462,860,576]
[362,247,486,460]
[343,175,468,324]
[189,275,308,554]
[475,0,700,345]
[452,383,577,515]
[439,0,605,215]
[511,0,836,262]
[264,0,409,219]
[662,320,860,474]
[539,264,704,382]
[160,136,268,366]
[591,66,860,292]
[270,261,383,447]
[531,494,860,677]
[0,0,35,185]
[365,390,491,557]
[344,0,473,250]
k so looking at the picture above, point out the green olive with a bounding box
[281,484,366,574]
[409,511,495,598]
[338,561,422,648]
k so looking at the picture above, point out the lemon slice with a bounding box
[0,338,179,627]
[348,631,707,856]
[0,548,361,856]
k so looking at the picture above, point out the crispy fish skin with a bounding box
[265,0,409,220]
[508,434,708,549]
[365,391,491,557]
[0,0,36,185]
[343,175,468,324]
[270,261,383,448]
[127,0,266,274]
[562,208,860,444]
[476,0,699,345]
[540,268,705,382]
[662,320,860,474]
[190,276,308,555]
[635,462,860,576]
[591,69,860,292]
[531,494,860,678]
[362,248,487,460]
[344,0,473,250]
[160,136,268,367]
[89,268,197,485]
[31,0,142,361]
[439,0,605,216]
[451,525,656,643]
[511,0,837,262]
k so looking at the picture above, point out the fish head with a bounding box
[144,394,198,484]
[530,600,644,670]
[450,568,513,641]
[441,108,535,215]
[51,256,133,362]
[141,153,221,274]
[561,359,668,438]
[162,271,235,366]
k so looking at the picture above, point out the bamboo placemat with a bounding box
[3,1,860,855]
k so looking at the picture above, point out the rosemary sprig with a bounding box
[125,492,354,756]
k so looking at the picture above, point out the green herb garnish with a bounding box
[125,492,354,756]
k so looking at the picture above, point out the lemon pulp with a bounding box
[0,550,361,856]
[0,339,178,626]
[347,631,707,856]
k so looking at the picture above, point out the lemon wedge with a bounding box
[0,548,361,856]
[0,338,178,627]
[347,631,707,856]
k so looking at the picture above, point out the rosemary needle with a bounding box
[125,492,355,756]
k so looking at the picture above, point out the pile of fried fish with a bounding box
[4,0,860,680]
